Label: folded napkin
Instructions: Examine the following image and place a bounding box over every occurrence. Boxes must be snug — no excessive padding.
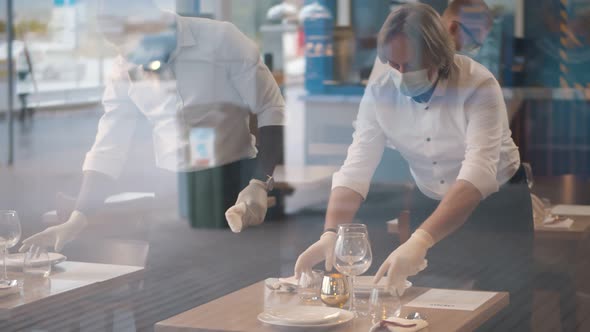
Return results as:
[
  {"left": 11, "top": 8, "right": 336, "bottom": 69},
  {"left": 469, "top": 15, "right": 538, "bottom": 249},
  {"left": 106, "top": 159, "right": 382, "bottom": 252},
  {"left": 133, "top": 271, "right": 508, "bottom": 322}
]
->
[
  {"left": 265, "top": 276, "right": 298, "bottom": 293},
  {"left": 369, "top": 317, "right": 428, "bottom": 332},
  {"left": 279, "top": 276, "right": 298, "bottom": 286},
  {"left": 543, "top": 215, "right": 574, "bottom": 229}
]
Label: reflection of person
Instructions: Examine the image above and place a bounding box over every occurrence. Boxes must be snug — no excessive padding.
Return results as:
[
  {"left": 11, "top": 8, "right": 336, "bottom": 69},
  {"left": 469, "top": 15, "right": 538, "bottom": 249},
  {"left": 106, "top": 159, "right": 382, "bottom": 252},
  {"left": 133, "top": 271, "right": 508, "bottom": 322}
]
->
[
  {"left": 20, "top": 0, "right": 285, "bottom": 253},
  {"left": 16, "top": 42, "right": 35, "bottom": 121},
  {"left": 369, "top": 0, "right": 492, "bottom": 82},
  {"left": 295, "top": 4, "right": 532, "bottom": 328}
]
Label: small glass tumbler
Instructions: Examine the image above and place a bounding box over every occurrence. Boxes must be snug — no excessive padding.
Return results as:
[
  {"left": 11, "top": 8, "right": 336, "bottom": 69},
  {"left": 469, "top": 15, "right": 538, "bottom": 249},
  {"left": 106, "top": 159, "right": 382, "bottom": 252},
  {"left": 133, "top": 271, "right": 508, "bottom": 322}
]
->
[
  {"left": 298, "top": 269, "right": 323, "bottom": 301},
  {"left": 24, "top": 248, "right": 51, "bottom": 278},
  {"left": 369, "top": 288, "right": 401, "bottom": 324},
  {"left": 320, "top": 272, "right": 350, "bottom": 308}
]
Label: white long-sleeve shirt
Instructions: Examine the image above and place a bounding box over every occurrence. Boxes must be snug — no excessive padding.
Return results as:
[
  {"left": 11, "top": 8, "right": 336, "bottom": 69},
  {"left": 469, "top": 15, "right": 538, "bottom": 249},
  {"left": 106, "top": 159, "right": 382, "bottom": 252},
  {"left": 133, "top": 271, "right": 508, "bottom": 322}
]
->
[
  {"left": 83, "top": 15, "right": 285, "bottom": 178},
  {"left": 332, "top": 54, "right": 520, "bottom": 200}
]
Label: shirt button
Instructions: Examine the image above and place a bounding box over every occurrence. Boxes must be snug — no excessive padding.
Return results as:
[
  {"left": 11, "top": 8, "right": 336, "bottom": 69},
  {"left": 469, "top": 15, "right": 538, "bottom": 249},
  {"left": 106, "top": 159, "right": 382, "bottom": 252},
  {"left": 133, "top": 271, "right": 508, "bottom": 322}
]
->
[
  {"left": 426, "top": 138, "right": 431, "bottom": 142},
  {"left": 433, "top": 161, "right": 437, "bottom": 165},
  {"left": 440, "top": 180, "right": 445, "bottom": 184},
  {"left": 425, "top": 106, "right": 430, "bottom": 110}
]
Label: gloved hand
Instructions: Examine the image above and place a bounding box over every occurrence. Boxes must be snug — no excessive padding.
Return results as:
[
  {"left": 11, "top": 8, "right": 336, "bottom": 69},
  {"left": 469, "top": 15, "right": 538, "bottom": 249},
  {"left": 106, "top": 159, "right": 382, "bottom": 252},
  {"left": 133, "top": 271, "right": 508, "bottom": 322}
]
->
[
  {"left": 225, "top": 179, "right": 268, "bottom": 233},
  {"left": 19, "top": 211, "right": 88, "bottom": 253},
  {"left": 294, "top": 231, "right": 337, "bottom": 279},
  {"left": 374, "top": 229, "right": 434, "bottom": 296}
]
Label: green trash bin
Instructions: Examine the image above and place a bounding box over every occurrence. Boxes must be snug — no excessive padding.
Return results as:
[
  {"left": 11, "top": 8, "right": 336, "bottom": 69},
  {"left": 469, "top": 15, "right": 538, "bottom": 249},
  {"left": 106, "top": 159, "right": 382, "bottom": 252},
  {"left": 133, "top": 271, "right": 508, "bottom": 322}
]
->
[{"left": 178, "top": 159, "right": 255, "bottom": 228}]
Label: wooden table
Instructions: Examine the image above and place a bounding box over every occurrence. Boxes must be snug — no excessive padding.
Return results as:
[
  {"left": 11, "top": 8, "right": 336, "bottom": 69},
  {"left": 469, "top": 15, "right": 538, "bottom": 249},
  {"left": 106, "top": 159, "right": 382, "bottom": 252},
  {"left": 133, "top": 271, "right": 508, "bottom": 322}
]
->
[
  {"left": 155, "top": 280, "right": 509, "bottom": 332},
  {"left": 0, "top": 261, "right": 144, "bottom": 322}
]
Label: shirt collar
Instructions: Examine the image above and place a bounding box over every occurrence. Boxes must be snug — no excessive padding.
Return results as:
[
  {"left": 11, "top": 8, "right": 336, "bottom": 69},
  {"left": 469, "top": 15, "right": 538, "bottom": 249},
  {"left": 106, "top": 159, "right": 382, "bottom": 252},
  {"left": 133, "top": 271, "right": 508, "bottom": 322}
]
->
[
  {"left": 174, "top": 14, "right": 197, "bottom": 48},
  {"left": 432, "top": 73, "right": 448, "bottom": 98}
]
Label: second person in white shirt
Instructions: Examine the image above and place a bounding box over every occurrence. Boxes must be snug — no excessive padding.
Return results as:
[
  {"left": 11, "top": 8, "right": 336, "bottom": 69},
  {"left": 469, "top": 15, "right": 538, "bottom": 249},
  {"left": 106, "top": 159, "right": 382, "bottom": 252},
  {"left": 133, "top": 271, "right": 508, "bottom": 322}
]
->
[{"left": 294, "top": 2, "right": 533, "bottom": 313}]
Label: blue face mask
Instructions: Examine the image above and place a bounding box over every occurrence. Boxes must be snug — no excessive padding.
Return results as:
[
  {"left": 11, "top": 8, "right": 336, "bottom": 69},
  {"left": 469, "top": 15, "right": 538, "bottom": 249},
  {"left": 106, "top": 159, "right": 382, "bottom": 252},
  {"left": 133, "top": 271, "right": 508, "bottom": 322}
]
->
[
  {"left": 391, "top": 68, "right": 436, "bottom": 97},
  {"left": 458, "top": 44, "right": 482, "bottom": 59}
]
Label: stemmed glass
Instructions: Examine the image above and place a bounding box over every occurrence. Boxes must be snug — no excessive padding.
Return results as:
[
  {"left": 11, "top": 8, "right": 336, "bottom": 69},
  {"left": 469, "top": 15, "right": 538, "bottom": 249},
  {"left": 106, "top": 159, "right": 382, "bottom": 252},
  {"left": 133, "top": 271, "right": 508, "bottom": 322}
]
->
[
  {"left": 0, "top": 211, "right": 22, "bottom": 288},
  {"left": 334, "top": 228, "right": 372, "bottom": 313}
]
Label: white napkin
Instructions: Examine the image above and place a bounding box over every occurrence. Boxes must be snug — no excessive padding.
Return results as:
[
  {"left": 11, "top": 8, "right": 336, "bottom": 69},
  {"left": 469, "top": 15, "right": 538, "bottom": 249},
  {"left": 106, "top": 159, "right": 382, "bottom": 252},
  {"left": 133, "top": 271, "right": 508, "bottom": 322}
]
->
[
  {"left": 265, "top": 276, "right": 298, "bottom": 293},
  {"left": 369, "top": 317, "right": 428, "bottom": 332},
  {"left": 543, "top": 216, "right": 574, "bottom": 229},
  {"left": 279, "top": 276, "right": 298, "bottom": 286}
]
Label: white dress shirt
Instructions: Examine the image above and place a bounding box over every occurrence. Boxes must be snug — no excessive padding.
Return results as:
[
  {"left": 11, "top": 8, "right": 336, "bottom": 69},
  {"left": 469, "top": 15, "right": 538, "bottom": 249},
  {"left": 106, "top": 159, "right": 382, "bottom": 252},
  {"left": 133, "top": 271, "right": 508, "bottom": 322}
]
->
[
  {"left": 332, "top": 54, "right": 520, "bottom": 200},
  {"left": 83, "top": 15, "right": 285, "bottom": 178}
]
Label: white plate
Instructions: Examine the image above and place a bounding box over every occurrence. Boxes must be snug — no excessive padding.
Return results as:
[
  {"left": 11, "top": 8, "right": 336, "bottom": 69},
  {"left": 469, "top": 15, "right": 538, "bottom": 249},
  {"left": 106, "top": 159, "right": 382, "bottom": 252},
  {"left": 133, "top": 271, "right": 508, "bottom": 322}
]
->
[
  {"left": 258, "top": 306, "right": 354, "bottom": 328},
  {"left": 5, "top": 252, "right": 67, "bottom": 268},
  {"left": 265, "top": 306, "right": 342, "bottom": 324}
]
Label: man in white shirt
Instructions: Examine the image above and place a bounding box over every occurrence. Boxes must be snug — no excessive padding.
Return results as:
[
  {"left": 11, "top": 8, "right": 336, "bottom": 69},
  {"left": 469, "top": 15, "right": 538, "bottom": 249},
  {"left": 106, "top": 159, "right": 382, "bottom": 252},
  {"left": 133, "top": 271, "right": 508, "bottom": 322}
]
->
[
  {"left": 20, "top": 0, "right": 285, "bottom": 253},
  {"left": 295, "top": 3, "right": 532, "bottom": 329}
]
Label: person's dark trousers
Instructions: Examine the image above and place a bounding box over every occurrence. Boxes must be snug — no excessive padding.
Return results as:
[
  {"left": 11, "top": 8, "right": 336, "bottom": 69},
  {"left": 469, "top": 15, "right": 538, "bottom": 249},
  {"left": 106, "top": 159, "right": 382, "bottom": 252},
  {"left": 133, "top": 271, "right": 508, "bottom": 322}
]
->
[
  {"left": 178, "top": 158, "right": 256, "bottom": 229},
  {"left": 18, "top": 93, "right": 29, "bottom": 121},
  {"left": 409, "top": 165, "right": 534, "bottom": 331},
  {"left": 17, "top": 70, "right": 32, "bottom": 121}
]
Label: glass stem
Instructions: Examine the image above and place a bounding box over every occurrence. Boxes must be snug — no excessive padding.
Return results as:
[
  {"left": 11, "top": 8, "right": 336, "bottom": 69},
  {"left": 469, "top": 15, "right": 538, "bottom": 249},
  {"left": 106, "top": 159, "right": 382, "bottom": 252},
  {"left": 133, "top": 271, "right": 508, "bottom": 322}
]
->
[{"left": 349, "top": 275, "right": 355, "bottom": 311}]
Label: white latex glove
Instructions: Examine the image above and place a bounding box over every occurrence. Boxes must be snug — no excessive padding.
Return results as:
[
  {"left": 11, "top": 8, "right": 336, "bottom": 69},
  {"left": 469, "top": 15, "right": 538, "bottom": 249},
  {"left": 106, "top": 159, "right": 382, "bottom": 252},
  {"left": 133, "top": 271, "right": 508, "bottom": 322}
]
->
[
  {"left": 225, "top": 179, "right": 268, "bottom": 233},
  {"left": 374, "top": 229, "right": 434, "bottom": 296},
  {"left": 294, "top": 231, "right": 337, "bottom": 279},
  {"left": 19, "top": 211, "right": 88, "bottom": 253}
]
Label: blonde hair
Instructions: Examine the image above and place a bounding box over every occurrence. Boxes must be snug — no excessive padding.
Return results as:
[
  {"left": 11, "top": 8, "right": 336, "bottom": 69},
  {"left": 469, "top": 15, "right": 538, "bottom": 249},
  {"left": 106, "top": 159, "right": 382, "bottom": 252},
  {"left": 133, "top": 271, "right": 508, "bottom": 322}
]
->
[{"left": 377, "top": 3, "right": 455, "bottom": 78}]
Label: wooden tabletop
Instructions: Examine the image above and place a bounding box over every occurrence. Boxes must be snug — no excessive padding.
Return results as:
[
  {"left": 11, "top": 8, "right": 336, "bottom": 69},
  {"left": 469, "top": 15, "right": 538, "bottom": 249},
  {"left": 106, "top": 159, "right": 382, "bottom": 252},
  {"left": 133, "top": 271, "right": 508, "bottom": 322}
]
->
[
  {"left": 0, "top": 261, "right": 144, "bottom": 320},
  {"left": 155, "top": 280, "right": 509, "bottom": 332}
]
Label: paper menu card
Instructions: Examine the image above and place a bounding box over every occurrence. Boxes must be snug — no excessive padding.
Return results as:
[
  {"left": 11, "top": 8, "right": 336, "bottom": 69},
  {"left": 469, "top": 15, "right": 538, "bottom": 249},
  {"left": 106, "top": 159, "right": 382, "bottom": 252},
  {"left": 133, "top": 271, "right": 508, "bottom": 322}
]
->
[{"left": 404, "top": 289, "right": 497, "bottom": 311}]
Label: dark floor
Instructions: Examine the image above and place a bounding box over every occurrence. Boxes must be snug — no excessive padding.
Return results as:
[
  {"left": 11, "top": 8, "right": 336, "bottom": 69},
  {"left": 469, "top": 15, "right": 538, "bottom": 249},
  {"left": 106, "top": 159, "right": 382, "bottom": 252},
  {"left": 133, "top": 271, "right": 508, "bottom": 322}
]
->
[{"left": 1, "top": 110, "right": 589, "bottom": 331}]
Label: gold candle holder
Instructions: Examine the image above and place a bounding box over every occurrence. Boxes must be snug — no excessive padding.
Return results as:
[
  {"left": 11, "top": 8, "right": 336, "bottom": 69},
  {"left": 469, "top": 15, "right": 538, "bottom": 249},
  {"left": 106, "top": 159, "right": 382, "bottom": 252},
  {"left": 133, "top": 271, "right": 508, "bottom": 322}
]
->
[{"left": 320, "top": 272, "right": 350, "bottom": 308}]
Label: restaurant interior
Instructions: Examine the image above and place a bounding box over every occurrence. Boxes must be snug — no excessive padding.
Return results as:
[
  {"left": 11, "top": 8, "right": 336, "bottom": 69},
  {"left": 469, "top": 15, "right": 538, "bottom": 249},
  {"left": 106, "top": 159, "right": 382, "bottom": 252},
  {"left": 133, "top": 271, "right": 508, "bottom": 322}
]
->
[{"left": 0, "top": 0, "right": 590, "bottom": 331}]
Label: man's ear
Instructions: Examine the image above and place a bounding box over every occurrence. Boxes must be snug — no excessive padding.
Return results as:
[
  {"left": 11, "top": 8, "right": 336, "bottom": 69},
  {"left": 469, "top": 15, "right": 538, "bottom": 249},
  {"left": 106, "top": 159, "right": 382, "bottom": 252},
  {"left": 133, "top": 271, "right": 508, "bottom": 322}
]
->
[{"left": 448, "top": 20, "right": 459, "bottom": 36}]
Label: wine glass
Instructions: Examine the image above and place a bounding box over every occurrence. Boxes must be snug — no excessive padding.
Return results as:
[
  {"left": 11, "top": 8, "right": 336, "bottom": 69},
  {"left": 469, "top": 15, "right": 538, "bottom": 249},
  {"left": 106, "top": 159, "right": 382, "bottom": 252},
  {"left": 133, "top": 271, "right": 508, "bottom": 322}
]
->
[
  {"left": 334, "top": 232, "right": 372, "bottom": 313},
  {"left": 0, "top": 211, "right": 22, "bottom": 288},
  {"left": 337, "top": 223, "right": 368, "bottom": 236},
  {"left": 338, "top": 224, "right": 370, "bottom": 306}
]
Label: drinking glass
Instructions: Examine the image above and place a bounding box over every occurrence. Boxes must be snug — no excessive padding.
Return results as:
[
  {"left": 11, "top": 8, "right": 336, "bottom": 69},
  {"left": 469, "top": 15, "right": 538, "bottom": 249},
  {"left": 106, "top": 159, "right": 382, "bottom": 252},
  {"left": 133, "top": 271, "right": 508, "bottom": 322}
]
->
[
  {"left": 369, "top": 288, "right": 401, "bottom": 324},
  {"left": 320, "top": 272, "right": 349, "bottom": 308},
  {"left": 337, "top": 223, "right": 368, "bottom": 236},
  {"left": 0, "top": 211, "right": 22, "bottom": 288},
  {"left": 24, "top": 247, "right": 51, "bottom": 278},
  {"left": 334, "top": 232, "right": 372, "bottom": 312},
  {"left": 337, "top": 223, "right": 371, "bottom": 309},
  {"left": 298, "top": 269, "right": 323, "bottom": 301}
]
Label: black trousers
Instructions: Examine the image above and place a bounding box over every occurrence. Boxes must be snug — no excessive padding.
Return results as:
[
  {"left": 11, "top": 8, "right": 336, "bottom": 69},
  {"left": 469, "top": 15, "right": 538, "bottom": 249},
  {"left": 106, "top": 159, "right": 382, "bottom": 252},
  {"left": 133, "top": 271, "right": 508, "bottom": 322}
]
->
[{"left": 409, "top": 166, "right": 534, "bottom": 331}]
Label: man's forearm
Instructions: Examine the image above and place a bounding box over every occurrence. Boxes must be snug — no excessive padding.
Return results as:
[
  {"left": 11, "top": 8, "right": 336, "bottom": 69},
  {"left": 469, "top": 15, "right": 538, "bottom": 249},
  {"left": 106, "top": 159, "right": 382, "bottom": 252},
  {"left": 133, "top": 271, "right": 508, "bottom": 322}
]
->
[
  {"left": 325, "top": 187, "right": 364, "bottom": 230},
  {"left": 419, "top": 180, "right": 483, "bottom": 243},
  {"left": 254, "top": 125, "right": 283, "bottom": 179},
  {"left": 74, "top": 171, "right": 115, "bottom": 216}
]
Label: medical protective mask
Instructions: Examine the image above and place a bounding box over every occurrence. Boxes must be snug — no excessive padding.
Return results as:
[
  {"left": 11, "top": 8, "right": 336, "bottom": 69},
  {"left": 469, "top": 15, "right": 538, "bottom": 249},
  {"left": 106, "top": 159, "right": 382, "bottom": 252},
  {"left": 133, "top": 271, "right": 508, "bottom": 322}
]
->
[
  {"left": 391, "top": 68, "right": 436, "bottom": 97},
  {"left": 459, "top": 44, "right": 482, "bottom": 59}
]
